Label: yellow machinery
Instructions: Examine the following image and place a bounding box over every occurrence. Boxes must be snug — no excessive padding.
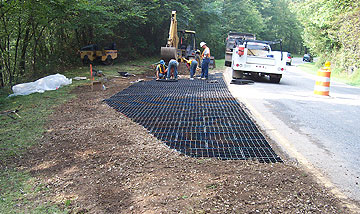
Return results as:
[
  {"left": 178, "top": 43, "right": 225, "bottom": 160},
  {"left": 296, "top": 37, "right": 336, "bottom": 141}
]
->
[
  {"left": 161, "top": 11, "right": 179, "bottom": 61},
  {"left": 79, "top": 44, "right": 117, "bottom": 65},
  {"left": 161, "top": 11, "right": 200, "bottom": 63},
  {"left": 161, "top": 11, "right": 215, "bottom": 68}
]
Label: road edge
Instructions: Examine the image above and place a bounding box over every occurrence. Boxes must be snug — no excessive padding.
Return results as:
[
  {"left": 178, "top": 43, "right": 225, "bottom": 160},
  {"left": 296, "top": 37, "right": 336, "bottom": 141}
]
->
[{"left": 222, "top": 69, "right": 360, "bottom": 213}]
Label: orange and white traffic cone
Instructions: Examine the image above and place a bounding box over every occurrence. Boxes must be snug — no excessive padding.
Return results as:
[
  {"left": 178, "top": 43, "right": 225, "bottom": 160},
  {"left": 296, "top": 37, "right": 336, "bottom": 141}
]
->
[{"left": 314, "top": 61, "right": 331, "bottom": 96}]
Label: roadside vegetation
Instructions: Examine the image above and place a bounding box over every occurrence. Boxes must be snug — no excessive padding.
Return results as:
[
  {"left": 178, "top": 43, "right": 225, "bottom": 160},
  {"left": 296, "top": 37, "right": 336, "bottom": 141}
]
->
[
  {"left": 294, "top": 0, "right": 360, "bottom": 84},
  {"left": 1, "top": 1, "right": 359, "bottom": 87}
]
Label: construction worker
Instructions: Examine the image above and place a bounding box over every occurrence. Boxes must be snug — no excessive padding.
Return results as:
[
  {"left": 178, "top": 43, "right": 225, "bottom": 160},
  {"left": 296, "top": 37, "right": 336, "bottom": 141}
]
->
[
  {"left": 156, "top": 60, "right": 167, "bottom": 80},
  {"left": 200, "top": 42, "right": 210, "bottom": 80},
  {"left": 183, "top": 58, "right": 198, "bottom": 80},
  {"left": 166, "top": 59, "right": 179, "bottom": 80}
]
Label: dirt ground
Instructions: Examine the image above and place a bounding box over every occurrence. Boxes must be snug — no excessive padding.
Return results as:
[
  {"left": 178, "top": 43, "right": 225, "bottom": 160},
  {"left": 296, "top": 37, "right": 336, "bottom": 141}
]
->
[{"left": 16, "top": 68, "right": 354, "bottom": 213}]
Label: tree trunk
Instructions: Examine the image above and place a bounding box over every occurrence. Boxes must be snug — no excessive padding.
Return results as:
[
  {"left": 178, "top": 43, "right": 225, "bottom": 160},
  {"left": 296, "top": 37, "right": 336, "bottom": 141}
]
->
[
  {"left": 0, "top": 65, "right": 4, "bottom": 87},
  {"left": 13, "top": 18, "right": 23, "bottom": 83},
  {"left": 32, "top": 39, "right": 38, "bottom": 76},
  {"left": 32, "top": 25, "right": 47, "bottom": 77},
  {"left": 20, "top": 27, "right": 30, "bottom": 75}
]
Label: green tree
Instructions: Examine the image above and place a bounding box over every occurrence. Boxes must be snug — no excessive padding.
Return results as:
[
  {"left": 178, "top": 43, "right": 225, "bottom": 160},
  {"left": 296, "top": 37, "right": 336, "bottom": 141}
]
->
[
  {"left": 295, "top": 0, "right": 360, "bottom": 71},
  {"left": 0, "top": 0, "right": 306, "bottom": 86}
]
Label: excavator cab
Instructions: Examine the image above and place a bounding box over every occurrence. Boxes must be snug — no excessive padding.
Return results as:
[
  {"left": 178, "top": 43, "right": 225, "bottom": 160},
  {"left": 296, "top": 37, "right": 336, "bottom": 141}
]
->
[{"left": 178, "top": 30, "right": 198, "bottom": 60}]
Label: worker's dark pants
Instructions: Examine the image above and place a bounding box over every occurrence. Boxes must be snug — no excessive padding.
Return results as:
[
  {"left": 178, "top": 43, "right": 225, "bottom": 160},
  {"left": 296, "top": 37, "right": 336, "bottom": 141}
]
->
[
  {"left": 190, "top": 61, "right": 198, "bottom": 78},
  {"left": 201, "top": 58, "right": 210, "bottom": 79},
  {"left": 159, "top": 73, "right": 166, "bottom": 78}
]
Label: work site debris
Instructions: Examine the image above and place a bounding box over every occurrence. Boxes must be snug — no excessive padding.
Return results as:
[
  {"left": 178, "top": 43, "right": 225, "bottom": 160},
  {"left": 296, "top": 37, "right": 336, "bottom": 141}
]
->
[
  {"left": 130, "top": 79, "right": 144, "bottom": 84},
  {"left": 230, "top": 79, "right": 254, "bottom": 85},
  {"left": 0, "top": 105, "right": 22, "bottom": 119},
  {"left": 118, "top": 71, "right": 135, "bottom": 77},
  {"left": 73, "top": 77, "right": 87, "bottom": 80},
  {"left": 92, "top": 69, "right": 104, "bottom": 77}
]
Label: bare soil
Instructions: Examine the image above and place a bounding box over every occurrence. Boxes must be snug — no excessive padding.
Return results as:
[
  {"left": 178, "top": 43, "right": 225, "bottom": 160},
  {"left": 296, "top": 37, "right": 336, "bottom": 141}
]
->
[{"left": 17, "top": 70, "right": 353, "bottom": 213}]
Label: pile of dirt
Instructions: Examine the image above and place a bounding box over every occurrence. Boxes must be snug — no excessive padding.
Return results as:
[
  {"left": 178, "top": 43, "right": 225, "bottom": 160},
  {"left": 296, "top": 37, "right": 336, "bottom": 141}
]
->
[{"left": 17, "top": 74, "right": 352, "bottom": 213}]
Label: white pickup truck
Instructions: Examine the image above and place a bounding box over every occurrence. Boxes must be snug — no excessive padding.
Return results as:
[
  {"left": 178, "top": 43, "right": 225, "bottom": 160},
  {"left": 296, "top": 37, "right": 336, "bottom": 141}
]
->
[{"left": 230, "top": 40, "right": 286, "bottom": 83}]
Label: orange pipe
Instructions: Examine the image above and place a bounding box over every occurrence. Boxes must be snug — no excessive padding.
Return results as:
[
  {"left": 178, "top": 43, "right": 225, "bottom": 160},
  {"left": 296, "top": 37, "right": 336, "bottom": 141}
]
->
[{"left": 90, "top": 64, "right": 94, "bottom": 81}]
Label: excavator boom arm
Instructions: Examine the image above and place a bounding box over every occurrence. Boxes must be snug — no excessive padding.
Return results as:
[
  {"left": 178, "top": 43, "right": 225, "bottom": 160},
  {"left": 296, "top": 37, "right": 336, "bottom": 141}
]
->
[{"left": 167, "top": 11, "right": 179, "bottom": 49}]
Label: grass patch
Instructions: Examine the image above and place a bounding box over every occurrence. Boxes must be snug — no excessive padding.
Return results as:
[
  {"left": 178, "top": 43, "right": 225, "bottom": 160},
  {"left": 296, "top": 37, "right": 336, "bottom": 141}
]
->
[
  {"left": 214, "top": 59, "right": 225, "bottom": 70},
  {"left": 0, "top": 85, "right": 77, "bottom": 162},
  {"left": 297, "top": 63, "right": 360, "bottom": 86},
  {"left": 297, "top": 62, "right": 318, "bottom": 75},
  {"left": 0, "top": 169, "right": 68, "bottom": 213},
  {"left": 292, "top": 54, "right": 304, "bottom": 58},
  {"left": 0, "top": 57, "right": 157, "bottom": 213},
  {"left": 84, "top": 57, "right": 159, "bottom": 77},
  {"left": 206, "top": 183, "right": 218, "bottom": 189}
]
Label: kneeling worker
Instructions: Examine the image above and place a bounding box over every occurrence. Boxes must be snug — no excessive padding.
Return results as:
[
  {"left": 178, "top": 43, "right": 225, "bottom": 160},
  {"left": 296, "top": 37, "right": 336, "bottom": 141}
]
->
[
  {"left": 183, "top": 58, "right": 198, "bottom": 80},
  {"left": 156, "top": 60, "right": 167, "bottom": 80},
  {"left": 166, "top": 59, "right": 179, "bottom": 80}
]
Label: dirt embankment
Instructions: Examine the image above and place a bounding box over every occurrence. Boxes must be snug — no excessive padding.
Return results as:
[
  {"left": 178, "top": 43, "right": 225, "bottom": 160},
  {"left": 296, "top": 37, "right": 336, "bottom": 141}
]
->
[{"left": 18, "top": 74, "right": 351, "bottom": 213}]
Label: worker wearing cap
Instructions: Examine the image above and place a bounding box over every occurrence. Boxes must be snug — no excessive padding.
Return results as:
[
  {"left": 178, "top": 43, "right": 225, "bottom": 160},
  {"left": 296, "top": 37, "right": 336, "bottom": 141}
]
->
[
  {"left": 200, "top": 42, "right": 210, "bottom": 80},
  {"left": 166, "top": 59, "right": 179, "bottom": 80},
  {"left": 156, "top": 60, "right": 167, "bottom": 80},
  {"left": 183, "top": 58, "right": 198, "bottom": 80}
]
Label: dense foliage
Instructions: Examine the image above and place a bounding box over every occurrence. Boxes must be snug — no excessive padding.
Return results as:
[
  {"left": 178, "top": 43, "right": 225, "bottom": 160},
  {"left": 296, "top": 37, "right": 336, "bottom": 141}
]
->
[
  {"left": 295, "top": 0, "right": 360, "bottom": 73},
  {"left": 1, "top": 0, "right": 302, "bottom": 86}
]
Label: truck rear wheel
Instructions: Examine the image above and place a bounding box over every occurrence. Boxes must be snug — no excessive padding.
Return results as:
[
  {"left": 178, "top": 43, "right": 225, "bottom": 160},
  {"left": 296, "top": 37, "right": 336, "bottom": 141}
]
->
[
  {"left": 225, "top": 61, "right": 232, "bottom": 67},
  {"left": 232, "top": 70, "right": 244, "bottom": 79},
  {"left": 270, "top": 75, "right": 281, "bottom": 83}
]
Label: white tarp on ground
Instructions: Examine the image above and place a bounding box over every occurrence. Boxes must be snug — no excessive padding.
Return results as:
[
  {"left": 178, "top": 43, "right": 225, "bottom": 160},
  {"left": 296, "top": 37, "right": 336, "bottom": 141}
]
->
[{"left": 10, "top": 74, "right": 72, "bottom": 96}]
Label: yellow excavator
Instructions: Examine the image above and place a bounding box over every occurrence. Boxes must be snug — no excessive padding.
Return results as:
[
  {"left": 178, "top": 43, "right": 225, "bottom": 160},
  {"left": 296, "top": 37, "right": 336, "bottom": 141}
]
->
[
  {"left": 161, "top": 11, "right": 201, "bottom": 65},
  {"left": 161, "top": 11, "right": 179, "bottom": 61},
  {"left": 161, "top": 11, "right": 215, "bottom": 68}
]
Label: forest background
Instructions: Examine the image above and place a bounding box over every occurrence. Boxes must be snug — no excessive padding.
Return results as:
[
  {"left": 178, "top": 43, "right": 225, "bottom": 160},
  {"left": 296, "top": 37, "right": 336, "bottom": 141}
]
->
[{"left": 0, "top": 0, "right": 359, "bottom": 86}]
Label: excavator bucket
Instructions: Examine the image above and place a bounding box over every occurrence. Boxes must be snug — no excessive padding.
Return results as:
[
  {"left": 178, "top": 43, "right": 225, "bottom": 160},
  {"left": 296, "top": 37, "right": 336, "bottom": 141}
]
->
[{"left": 161, "top": 47, "right": 177, "bottom": 62}]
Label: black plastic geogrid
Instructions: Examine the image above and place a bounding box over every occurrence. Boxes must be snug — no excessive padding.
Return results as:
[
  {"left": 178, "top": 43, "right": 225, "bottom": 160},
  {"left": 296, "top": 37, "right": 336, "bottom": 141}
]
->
[{"left": 105, "top": 74, "right": 282, "bottom": 163}]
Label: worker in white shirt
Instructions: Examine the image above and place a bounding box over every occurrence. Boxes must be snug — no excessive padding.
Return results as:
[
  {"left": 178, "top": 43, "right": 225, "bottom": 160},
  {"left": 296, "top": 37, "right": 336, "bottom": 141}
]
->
[{"left": 200, "top": 42, "right": 210, "bottom": 80}]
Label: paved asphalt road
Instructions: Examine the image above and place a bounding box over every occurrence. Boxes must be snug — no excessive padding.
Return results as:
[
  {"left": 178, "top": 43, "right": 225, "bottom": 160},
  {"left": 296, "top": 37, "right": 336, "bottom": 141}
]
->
[{"left": 224, "top": 58, "right": 360, "bottom": 202}]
